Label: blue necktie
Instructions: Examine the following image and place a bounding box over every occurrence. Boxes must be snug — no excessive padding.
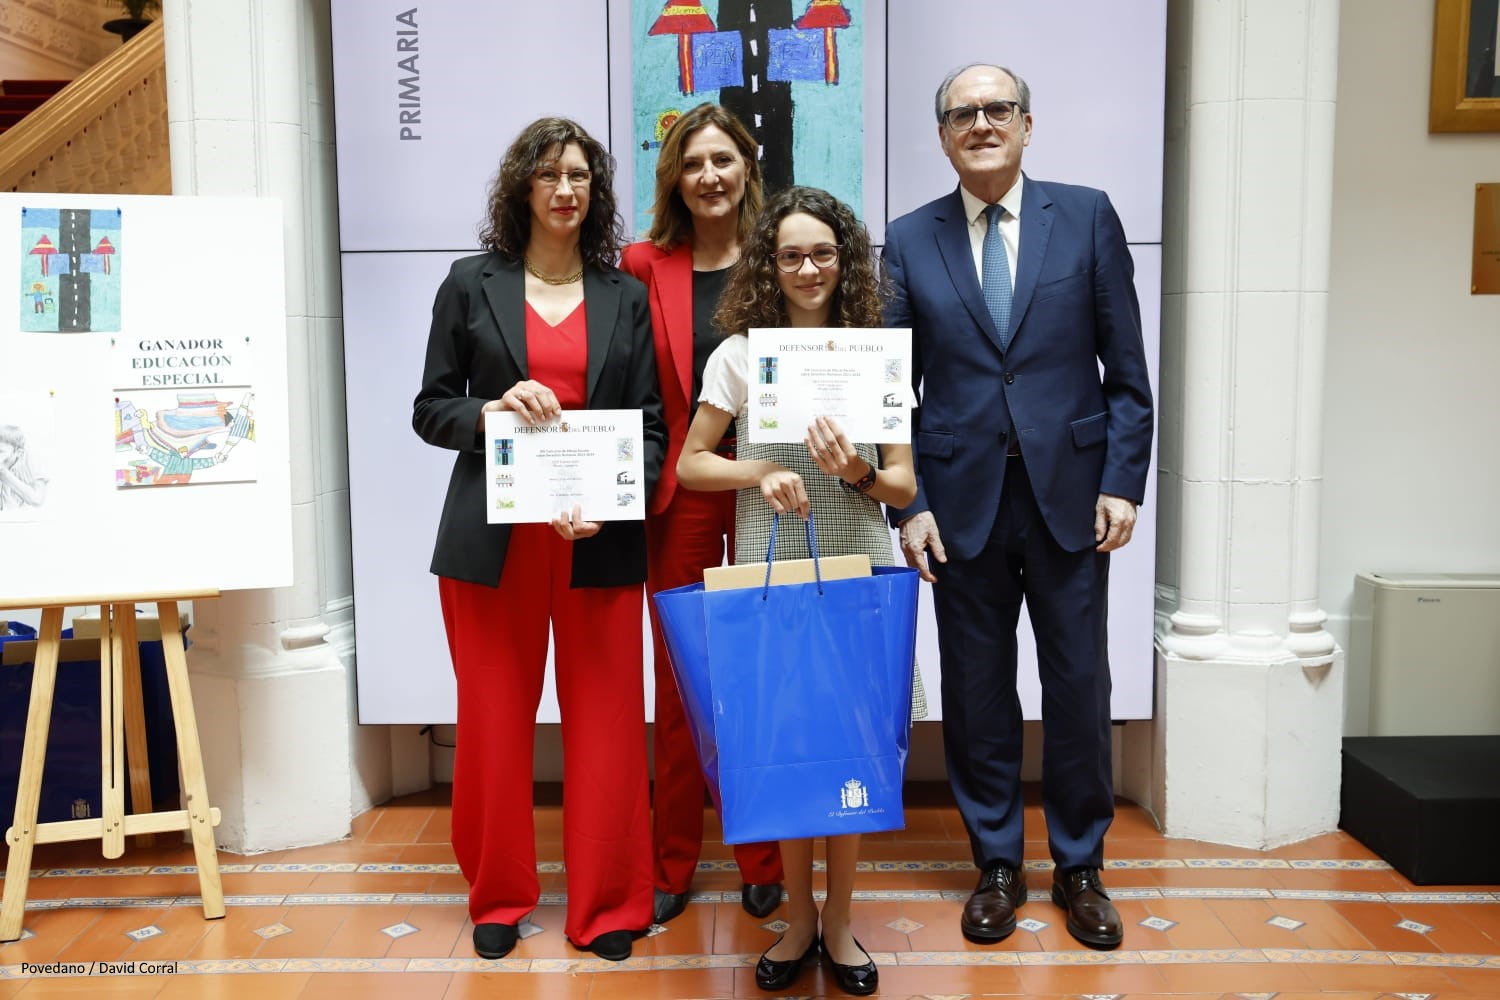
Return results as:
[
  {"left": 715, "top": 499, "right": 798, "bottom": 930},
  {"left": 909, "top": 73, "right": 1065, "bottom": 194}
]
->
[{"left": 982, "top": 203, "right": 1013, "bottom": 350}]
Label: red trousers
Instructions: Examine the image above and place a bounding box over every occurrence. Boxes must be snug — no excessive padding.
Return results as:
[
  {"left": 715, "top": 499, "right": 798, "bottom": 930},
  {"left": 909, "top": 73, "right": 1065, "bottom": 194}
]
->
[
  {"left": 439, "top": 524, "right": 652, "bottom": 944},
  {"left": 646, "top": 488, "right": 782, "bottom": 892}
]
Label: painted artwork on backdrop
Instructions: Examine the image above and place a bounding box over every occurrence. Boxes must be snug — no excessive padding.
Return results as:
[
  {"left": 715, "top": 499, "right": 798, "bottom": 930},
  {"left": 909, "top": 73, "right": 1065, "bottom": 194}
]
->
[
  {"left": 0, "top": 392, "right": 55, "bottom": 521},
  {"left": 631, "top": 0, "right": 863, "bottom": 235},
  {"left": 19, "top": 207, "right": 122, "bottom": 333}
]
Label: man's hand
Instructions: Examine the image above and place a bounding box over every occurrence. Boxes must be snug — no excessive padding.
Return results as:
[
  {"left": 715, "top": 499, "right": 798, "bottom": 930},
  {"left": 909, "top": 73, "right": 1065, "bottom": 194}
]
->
[
  {"left": 899, "top": 511, "right": 946, "bottom": 583},
  {"left": 1094, "top": 493, "right": 1138, "bottom": 552}
]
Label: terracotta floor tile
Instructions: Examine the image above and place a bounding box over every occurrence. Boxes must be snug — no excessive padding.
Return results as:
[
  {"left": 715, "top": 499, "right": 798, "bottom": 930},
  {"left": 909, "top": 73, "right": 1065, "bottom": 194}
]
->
[
  {"left": 11, "top": 974, "right": 163, "bottom": 996},
  {"left": 636, "top": 906, "right": 716, "bottom": 959},
  {"left": 583, "top": 967, "right": 737, "bottom": 999},
  {"left": 440, "top": 970, "right": 593, "bottom": 999},
  {"left": 1141, "top": 898, "right": 1238, "bottom": 950},
  {"left": 1437, "top": 966, "right": 1500, "bottom": 994},
  {"left": 1153, "top": 956, "right": 1320, "bottom": 993},
  {"left": 1271, "top": 898, "right": 1378, "bottom": 951},
  {"left": 252, "top": 906, "right": 346, "bottom": 960},
  {"left": 1205, "top": 897, "right": 1309, "bottom": 948},
  {"left": 295, "top": 972, "right": 451, "bottom": 999},
  {"left": 156, "top": 973, "right": 313, "bottom": 999},
  {"left": 315, "top": 904, "right": 409, "bottom": 959},
  {"left": 1298, "top": 959, "right": 1458, "bottom": 992},
  {"left": 184, "top": 906, "right": 284, "bottom": 961},
  {"left": 117, "top": 905, "right": 218, "bottom": 962},
  {"left": 1271, "top": 866, "right": 1409, "bottom": 893},
  {"left": 0, "top": 908, "right": 101, "bottom": 966},
  {"left": 303, "top": 872, "right": 436, "bottom": 894},
  {"left": 384, "top": 906, "right": 465, "bottom": 961},
  {"left": 854, "top": 960, "right": 1026, "bottom": 996},
  {"left": 1014, "top": 958, "right": 1171, "bottom": 995},
  {"left": 1389, "top": 901, "right": 1500, "bottom": 954},
  {"left": 393, "top": 844, "right": 457, "bottom": 866},
  {"left": 52, "top": 908, "right": 170, "bottom": 966},
  {"left": 218, "top": 872, "right": 317, "bottom": 896},
  {"left": 1326, "top": 901, "right": 1444, "bottom": 953}
]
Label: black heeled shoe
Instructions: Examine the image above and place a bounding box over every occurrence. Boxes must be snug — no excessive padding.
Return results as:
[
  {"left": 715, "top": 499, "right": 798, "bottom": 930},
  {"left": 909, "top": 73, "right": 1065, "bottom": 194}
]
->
[
  {"left": 754, "top": 935, "right": 819, "bottom": 991},
  {"left": 820, "top": 934, "right": 878, "bottom": 996},
  {"left": 653, "top": 888, "right": 690, "bottom": 925}
]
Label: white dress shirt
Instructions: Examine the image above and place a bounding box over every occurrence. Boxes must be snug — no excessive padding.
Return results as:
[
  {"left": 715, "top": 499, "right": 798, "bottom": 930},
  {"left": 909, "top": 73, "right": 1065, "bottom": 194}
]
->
[{"left": 959, "top": 175, "right": 1023, "bottom": 294}]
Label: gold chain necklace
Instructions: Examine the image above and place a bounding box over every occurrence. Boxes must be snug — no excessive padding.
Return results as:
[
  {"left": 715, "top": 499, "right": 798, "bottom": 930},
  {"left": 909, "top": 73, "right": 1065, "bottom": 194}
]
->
[{"left": 523, "top": 255, "right": 583, "bottom": 286}]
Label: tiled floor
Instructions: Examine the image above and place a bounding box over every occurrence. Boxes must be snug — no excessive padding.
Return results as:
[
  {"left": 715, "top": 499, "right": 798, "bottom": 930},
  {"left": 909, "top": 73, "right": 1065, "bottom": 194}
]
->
[{"left": 1, "top": 783, "right": 1497, "bottom": 998}]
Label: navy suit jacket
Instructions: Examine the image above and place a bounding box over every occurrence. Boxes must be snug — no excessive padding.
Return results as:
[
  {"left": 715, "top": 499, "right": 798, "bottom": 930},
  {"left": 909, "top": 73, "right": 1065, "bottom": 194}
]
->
[
  {"left": 412, "top": 252, "right": 666, "bottom": 588},
  {"left": 883, "top": 177, "right": 1153, "bottom": 558}
]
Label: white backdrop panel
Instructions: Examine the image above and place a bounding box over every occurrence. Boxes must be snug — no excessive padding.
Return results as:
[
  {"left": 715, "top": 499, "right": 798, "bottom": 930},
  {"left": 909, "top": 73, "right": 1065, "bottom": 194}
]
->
[
  {"left": 335, "top": 2, "right": 1164, "bottom": 724},
  {"left": 884, "top": 0, "right": 1166, "bottom": 244},
  {"left": 0, "top": 194, "right": 291, "bottom": 599},
  {"left": 329, "top": 1, "right": 613, "bottom": 252}
]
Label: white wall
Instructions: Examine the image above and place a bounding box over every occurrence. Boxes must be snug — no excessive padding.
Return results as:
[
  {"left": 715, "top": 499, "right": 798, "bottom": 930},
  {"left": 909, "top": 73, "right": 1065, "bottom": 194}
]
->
[{"left": 1322, "top": 5, "right": 1500, "bottom": 652}]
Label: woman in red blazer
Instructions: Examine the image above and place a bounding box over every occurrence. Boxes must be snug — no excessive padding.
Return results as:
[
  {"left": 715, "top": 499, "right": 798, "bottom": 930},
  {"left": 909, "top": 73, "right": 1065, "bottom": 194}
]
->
[
  {"left": 414, "top": 118, "right": 665, "bottom": 963},
  {"left": 619, "top": 103, "right": 783, "bottom": 926}
]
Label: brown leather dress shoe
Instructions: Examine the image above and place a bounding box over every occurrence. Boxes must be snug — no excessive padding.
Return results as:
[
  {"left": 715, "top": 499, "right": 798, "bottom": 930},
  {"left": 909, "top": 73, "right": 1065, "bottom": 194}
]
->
[
  {"left": 960, "top": 863, "right": 1027, "bottom": 942},
  {"left": 1051, "top": 866, "right": 1123, "bottom": 949}
]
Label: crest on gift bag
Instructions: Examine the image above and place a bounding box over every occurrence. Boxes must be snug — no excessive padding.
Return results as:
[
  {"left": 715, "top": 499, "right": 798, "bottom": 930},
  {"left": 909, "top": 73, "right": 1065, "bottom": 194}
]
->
[{"left": 840, "top": 778, "right": 868, "bottom": 809}]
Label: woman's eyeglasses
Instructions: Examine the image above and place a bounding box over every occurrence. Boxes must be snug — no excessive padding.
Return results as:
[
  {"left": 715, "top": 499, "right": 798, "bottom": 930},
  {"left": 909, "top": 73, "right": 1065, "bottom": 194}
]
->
[
  {"left": 769, "top": 245, "right": 842, "bottom": 272},
  {"left": 533, "top": 168, "right": 592, "bottom": 188}
]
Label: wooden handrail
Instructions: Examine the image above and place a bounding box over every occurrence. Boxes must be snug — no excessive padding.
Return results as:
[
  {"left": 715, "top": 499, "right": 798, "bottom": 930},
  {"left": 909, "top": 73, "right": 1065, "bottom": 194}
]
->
[{"left": 0, "top": 21, "right": 169, "bottom": 193}]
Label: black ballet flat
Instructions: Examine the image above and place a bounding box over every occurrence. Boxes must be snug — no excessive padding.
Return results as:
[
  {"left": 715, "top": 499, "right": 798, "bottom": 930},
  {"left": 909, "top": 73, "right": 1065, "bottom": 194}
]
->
[
  {"left": 472, "top": 922, "right": 518, "bottom": 959},
  {"left": 754, "top": 935, "right": 819, "bottom": 991},
  {"left": 820, "top": 934, "right": 878, "bottom": 995}
]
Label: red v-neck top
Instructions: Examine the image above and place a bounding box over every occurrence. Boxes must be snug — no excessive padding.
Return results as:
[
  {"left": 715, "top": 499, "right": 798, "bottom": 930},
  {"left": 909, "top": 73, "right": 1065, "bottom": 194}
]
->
[{"left": 524, "top": 300, "right": 588, "bottom": 409}]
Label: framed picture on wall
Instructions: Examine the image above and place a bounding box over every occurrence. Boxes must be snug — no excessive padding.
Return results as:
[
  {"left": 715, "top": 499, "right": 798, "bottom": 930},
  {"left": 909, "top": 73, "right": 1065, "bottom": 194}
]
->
[{"left": 1430, "top": 0, "right": 1500, "bottom": 131}]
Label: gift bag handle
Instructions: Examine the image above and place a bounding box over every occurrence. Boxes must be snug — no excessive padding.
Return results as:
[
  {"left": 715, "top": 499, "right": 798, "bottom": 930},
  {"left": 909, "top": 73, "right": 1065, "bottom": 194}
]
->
[{"left": 763, "top": 511, "right": 823, "bottom": 599}]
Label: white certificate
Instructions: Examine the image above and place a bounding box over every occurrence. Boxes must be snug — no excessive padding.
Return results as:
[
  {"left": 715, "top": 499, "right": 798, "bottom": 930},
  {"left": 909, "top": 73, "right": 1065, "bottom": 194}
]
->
[
  {"left": 483, "top": 409, "right": 645, "bottom": 524},
  {"left": 746, "top": 328, "right": 914, "bottom": 443}
]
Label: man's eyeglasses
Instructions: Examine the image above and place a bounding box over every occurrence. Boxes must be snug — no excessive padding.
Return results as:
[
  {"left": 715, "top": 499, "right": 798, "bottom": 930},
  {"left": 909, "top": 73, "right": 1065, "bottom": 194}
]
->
[
  {"left": 769, "top": 245, "right": 842, "bottom": 272},
  {"left": 941, "top": 100, "right": 1023, "bottom": 132},
  {"left": 534, "top": 167, "right": 592, "bottom": 188}
]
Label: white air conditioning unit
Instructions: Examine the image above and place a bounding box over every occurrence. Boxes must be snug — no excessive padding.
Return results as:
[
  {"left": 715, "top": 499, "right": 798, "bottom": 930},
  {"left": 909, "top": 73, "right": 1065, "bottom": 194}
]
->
[{"left": 1348, "top": 572, "right": 1500, "bottom": 737}]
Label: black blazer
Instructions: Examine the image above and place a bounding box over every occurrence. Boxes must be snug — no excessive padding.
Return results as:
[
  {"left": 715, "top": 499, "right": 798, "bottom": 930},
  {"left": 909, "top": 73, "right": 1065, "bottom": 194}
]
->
[{"left": 413, "top": 252, "right": 666, "bottom": 588}]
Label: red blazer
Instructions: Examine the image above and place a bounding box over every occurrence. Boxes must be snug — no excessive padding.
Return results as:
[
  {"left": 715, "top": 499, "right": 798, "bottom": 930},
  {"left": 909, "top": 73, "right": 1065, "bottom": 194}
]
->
[{"left": 619, "top": 240, "right": 696, "bottom": 515}]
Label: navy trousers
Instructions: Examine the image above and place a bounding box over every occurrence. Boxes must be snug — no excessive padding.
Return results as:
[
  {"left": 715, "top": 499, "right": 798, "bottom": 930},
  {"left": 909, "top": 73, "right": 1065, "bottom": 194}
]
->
[{"left": 931, "top": 454, "right": 1114, "bottom": 871}]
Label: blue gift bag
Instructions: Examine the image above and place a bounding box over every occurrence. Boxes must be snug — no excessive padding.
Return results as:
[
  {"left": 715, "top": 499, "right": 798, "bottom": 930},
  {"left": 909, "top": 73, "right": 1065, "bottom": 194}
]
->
[{"left": 653, "top": 514, "right": 919, "bottom": 843}]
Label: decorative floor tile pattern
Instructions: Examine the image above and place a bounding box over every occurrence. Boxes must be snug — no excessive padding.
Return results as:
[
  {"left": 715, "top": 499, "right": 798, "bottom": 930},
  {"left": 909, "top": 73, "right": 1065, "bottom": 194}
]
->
[
  {"left": 1, "top": 785, "right": 1498, "bottom": 996},
  {"left": 1396, "top": 918, "right": 1435, "bottom": 933},
  {"left": 378, "top": 921, "right": 418, "bottom": 939}
]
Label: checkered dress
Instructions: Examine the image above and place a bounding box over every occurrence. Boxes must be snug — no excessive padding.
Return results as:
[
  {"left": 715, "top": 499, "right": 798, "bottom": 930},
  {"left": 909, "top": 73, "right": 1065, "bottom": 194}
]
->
[{"left": 732, "top": 410, "right": 928, "bottom": 720}]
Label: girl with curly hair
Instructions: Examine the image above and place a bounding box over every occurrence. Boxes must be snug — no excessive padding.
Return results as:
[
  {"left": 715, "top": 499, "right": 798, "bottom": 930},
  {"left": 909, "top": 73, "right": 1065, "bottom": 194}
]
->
[
  {"left": 677, "top": 186, "right": 920, "bottom": 995},
  {"left": 413, "top": 117, "right": 664, "bottom": 964}
]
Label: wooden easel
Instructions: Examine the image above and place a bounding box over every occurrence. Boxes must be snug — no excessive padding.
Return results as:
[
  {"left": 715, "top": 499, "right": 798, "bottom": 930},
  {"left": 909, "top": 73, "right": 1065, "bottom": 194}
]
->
[{"left": 0, "top": 591, "right": 224, "bottom": 942}]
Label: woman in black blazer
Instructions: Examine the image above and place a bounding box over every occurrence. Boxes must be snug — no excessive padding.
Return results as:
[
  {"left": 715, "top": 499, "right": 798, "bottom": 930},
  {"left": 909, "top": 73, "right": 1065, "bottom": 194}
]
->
[{"left": 412, "top": 117, "right": 665, "bottom": 964}]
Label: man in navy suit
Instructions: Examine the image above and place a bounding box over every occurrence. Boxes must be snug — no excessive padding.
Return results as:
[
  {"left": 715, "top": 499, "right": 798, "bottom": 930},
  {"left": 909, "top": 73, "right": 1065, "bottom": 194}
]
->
[{"left": 883, "top": 63, "right": 1154, "bottom": 950}]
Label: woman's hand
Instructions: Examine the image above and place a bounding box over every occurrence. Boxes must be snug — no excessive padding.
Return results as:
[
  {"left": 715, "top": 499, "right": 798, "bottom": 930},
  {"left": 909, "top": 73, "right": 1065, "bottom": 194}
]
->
[
  {"left": 759, "top": 467, "right": 809, "bottom": 519},
  {"left": 551, "top": 505, "right": 601, "bottom": 541},
  {"left": 805, "top": 416, "right": 866, "bottom": 485},
  {"left": 487, "top": 380, "right": 561, "bottom": 426}
]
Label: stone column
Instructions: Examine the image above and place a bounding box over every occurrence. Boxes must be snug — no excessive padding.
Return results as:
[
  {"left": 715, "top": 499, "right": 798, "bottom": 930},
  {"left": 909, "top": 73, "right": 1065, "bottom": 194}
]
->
[
  {"left": 1139, "top": 0, "right": 1344, "bottom": 848},
  {"left": 162, "top": 0, "right": 412, "bottom": 850}
]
